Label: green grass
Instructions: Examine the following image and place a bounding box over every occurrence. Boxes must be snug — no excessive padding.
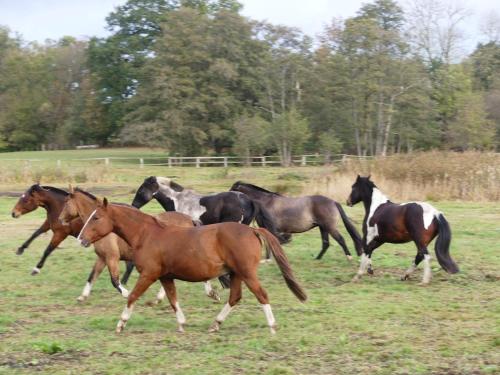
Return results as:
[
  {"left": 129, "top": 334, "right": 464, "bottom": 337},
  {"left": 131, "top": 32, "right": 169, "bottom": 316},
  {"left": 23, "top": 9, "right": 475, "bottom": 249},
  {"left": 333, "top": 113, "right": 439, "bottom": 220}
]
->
[{"left": 0, "top": 168, "right": 499, "bottom": 374}]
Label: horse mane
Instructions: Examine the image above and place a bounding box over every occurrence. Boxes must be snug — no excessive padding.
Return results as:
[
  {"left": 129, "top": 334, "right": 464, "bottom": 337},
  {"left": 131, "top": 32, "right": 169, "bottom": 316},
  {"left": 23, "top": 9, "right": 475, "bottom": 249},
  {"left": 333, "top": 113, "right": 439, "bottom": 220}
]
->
[
  {"left": 75, "top": 187, "right": 97, "bottom": 200},
  {"left": 28, "top": 185, "right": 69, "bottom": 196},
  {"left": 111, "top": 202, "right": 166, "bottom": 228},
  {"left": 156, "top": 176, "right": 184, "bottom": 192},
  {"left": 233, "top": 181, "right": 282, "bottom": 196}
]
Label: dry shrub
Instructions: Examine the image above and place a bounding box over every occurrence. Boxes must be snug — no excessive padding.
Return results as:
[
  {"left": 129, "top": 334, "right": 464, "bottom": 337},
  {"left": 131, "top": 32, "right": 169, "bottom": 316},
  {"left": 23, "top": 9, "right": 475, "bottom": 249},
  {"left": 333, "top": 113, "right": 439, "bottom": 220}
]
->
[{"left": 308, "top": 151, "right": 500, "bottom": 202}]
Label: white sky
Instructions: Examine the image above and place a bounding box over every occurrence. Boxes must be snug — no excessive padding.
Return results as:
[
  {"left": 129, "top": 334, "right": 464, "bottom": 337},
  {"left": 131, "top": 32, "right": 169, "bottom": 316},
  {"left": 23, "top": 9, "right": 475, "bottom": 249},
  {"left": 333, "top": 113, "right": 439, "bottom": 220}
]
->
[{"left": 0, "top": 0, "right": 498, "bottom": 51}]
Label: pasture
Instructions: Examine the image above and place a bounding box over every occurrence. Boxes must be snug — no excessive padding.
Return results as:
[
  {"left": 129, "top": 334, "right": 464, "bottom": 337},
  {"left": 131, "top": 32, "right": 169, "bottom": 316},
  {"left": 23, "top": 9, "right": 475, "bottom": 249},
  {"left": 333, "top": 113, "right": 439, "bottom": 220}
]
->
[{"left": 0, "top": 162, "right": 499, "bottom": 374}]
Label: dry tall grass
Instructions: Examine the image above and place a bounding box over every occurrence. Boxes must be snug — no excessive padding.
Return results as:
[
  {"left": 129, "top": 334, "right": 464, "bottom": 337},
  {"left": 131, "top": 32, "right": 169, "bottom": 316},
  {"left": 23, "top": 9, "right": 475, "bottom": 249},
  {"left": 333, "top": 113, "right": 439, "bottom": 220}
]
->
[{"left": 307, "top": 151, "right": 500, "bottom": 202}]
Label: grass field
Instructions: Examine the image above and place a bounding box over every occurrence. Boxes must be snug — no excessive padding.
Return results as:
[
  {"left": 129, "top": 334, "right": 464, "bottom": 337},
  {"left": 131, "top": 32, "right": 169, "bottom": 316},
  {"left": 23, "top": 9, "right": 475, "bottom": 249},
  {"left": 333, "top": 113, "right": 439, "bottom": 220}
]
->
[{"left": 0, "top": 164, "right": 499, "bottom": 375}]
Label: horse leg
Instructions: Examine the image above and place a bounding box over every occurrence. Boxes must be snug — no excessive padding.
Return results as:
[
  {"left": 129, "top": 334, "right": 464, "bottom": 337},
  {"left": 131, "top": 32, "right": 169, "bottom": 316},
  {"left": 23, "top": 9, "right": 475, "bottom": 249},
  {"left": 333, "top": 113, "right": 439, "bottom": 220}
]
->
[
  {"left": 242, "top": 275, "right": 276, "bottom": 334},
  {"left": 204, "top": 281, "right": 221, "bottom": 302},
  {"left": 77, "top": 256, "right": 106, "bottom": 302},
  {"left": 106, "top": 255, "right": 129, "bottom": 298},
  {"left": 329, "top": 228, "right": 353, "bottom": 261},
  {"left": 352, "top": 241, "right": 380, "bottom": 282},
  {"left": 314, "top": 226, "right": 330, "bottom": 260},
  {"left": 401, "top": 253, "right": 424, "bottom": 281},
  {"left": 159, "top": 278, "right": 186, "bottom": 332},
  {"left": 31, "top": 232, "right": 66, "bottom": 275},
  {"left": 209, "top": 275, "right": 242, "bottom": 333},
  {"left": 17, "top": 220, "right": 50, "bottom": 255},
  {"left": 417, "top": 245, "right": 432, "bottom": 285},
  {"left": 154, "top": 286, "right": 166, "bottom": 305},
  {"left": 116, "top": 274, "right": 156, "bottom": 333},
  {"left": 120, "top": 261, "right": 135, "bottom": 285}
]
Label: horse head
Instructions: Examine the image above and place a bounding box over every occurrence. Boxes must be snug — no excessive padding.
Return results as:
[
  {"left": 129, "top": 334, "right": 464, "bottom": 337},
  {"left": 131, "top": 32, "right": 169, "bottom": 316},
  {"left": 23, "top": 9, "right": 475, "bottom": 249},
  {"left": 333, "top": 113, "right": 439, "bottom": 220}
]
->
[
  {"left": 78, "top": 197, "right": 113, "bottom": 248},
  {"left": 132, "top": 176, "right": 159, "bottom": 208},
  {"left": 11, "top": 184, "right": 46, "bottom": 218},
  {"left": 347, "top": 175, "right": 375, "bottom": 207}
]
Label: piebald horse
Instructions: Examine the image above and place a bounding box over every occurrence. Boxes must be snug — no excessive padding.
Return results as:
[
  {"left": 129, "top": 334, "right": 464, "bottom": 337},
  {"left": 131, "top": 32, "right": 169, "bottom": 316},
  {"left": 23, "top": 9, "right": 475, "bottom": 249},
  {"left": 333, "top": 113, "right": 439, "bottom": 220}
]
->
[
  {"left": 58, "top": 187, "right": 223, "bottom": 302},
  {"left": 78, "top": 198, "right": 307, "bottom": 334},
  {"left": 347, "top": 175, "right": 459, "bottom": 284},
  {"left": 230, "top": 182, "right": 363, "bottom": 260}
]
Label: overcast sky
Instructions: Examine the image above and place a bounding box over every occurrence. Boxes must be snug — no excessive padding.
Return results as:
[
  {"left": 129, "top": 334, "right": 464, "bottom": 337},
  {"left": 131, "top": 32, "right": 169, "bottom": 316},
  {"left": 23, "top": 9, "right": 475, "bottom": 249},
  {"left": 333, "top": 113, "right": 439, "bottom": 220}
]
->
[{"left": 0, "top": 0, "right": 498, "bottom": 51}]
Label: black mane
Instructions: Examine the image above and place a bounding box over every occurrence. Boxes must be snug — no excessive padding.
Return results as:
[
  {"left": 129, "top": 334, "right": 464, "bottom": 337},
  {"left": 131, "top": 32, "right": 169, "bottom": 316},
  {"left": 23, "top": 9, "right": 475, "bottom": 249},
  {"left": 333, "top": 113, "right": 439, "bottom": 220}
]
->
[
  {"left": 75, "top": 187, "right": 97, "bottom": 200},
  {"left": 28, "top": 185, "right": 69, "bottom": 196},
  {"left": 232, "top": 181, "right": 281, "bottom": 196}
]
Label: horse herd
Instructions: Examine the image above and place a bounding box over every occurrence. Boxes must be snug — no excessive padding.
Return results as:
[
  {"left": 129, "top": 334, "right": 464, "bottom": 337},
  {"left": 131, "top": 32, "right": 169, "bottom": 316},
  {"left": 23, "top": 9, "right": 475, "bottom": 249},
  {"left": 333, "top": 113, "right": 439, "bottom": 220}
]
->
[{"left": 10, "top": 175, "right": 459, "bottom": 334}]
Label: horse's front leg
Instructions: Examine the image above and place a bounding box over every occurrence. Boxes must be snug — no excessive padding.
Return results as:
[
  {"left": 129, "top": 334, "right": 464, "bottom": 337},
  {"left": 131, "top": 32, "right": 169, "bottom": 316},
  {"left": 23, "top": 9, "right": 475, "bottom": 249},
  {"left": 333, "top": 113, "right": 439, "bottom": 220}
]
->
[
  {"left": 31, "top": 231, "right": 66, "bottom": 275},
  {"left": 352, "top": 240, "right": 380, "bottom": 282},
  {"left": 77, "top": 256, "right": 106, "bottom": 302},
  {"left": 17, "top": 220, "right": 50, "bottom": 255}
]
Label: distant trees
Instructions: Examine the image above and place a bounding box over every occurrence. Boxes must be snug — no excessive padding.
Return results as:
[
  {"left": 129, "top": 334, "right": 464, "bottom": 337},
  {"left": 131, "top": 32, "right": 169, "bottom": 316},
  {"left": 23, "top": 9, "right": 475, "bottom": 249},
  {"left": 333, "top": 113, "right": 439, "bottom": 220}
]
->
[{"left": 0, "top": 0, "right": 499, "bottom": 158}]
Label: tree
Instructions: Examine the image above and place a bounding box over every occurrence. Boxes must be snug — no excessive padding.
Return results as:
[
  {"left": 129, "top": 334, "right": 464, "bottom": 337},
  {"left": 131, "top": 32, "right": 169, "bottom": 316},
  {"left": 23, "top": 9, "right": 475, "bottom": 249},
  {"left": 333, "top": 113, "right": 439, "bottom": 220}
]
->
[{"left": 271, "top": 108, "right": 310, "bottom": 166}]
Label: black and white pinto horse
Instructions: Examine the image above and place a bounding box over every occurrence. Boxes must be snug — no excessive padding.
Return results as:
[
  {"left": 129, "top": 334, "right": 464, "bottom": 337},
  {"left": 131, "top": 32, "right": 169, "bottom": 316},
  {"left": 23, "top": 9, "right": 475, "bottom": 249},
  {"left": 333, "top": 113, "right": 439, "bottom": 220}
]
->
[
  {"left": 230, "top": 181, "right": 363, "bottom": 260},
  {"left": 347, "top": 175, "right": 459, "bottom": 284}
]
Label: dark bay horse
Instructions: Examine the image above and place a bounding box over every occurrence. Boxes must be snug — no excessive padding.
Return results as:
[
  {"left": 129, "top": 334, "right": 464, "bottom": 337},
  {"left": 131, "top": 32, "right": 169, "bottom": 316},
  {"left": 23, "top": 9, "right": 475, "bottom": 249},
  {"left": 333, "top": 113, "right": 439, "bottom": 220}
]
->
[
  {"left": 230, "top": 182, "right": 363, "bottom": 260},
  {"left": 78, "top": 198, "right": 307, "bottom": 334},
  {"left": 11, "top": 184, "right": 83, "bottom": 275},
  {"left": 57, "top": 187, "right": 212, "bottom": 302},
  {"left": 347, "top": 175, "right": 459, "bottom": 284},
  {"left": 132, "top": 176, "right": 286, "bottom": 243}
]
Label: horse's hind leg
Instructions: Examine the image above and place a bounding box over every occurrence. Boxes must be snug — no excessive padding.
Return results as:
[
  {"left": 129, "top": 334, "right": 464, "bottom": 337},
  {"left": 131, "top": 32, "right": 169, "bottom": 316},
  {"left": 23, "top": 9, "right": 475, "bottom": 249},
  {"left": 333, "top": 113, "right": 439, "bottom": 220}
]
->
[
  {"left": 209, "top": 275, "right": 242, "bottom": 333},
  {"left": 204, "top": 281, "right": 221, "bottom": 302},
  {"left": 242, "top": 275, "right": 276, "bottom": 334},
  {"left": 329, "top": 228, "right": 353, "bottom": 261},
  {"left": 159, "top": 278, "right": 186, "bottom": 332},
  {"left": 116, "top": 274, "right": 156, "bottom": 333},
  {"left": 77, "top": 257, "right": 106, "bottom": 302},
  {"left": 401, "top": 253, "right": 424, "bottom": 281},
  {"left": 106, "top": 255, "right": 129, "bottom": 298},
  {"left": 315, "top": 227, "right": 330, "bottom": 260},
  {"left": 120, "top": 261, "right": 135, "bottom": 285},
  {"left": 17, "top": 220, "right": 49, "bottom": 255},
  {"left": 31, "top": 232, "right": 66, "bottom": 275}
]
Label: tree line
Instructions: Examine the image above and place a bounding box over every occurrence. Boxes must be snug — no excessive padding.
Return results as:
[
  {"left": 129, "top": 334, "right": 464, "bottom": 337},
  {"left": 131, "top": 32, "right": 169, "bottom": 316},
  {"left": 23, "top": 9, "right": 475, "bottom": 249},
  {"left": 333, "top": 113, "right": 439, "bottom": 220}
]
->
[{"left": 0, "top": 0, "right": 499, "bottom": 160}]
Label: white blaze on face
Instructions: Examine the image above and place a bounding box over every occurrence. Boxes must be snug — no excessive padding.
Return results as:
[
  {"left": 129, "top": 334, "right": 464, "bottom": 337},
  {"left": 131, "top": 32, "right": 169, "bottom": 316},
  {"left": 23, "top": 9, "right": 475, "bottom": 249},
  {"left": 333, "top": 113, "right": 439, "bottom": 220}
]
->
[{"left": 366, "top": 188, "right": 389, "bottom": 245}]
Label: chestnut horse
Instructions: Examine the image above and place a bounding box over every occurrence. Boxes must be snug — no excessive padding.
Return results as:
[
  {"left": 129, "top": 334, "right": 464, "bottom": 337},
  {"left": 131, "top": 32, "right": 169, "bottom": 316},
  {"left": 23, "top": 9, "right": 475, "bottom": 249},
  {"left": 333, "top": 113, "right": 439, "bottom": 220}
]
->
[
  {"left": 11, "top": 184, "right": 83, "bottom": 275},
  {"left": 78, "top": 198, "right": 307, "bottom": 334},
  {"left": 58, "top": 187, "right": 220, "bottom": 302},
  {"left": 347, "top": 175, "right": 459, "bottom": 284}
]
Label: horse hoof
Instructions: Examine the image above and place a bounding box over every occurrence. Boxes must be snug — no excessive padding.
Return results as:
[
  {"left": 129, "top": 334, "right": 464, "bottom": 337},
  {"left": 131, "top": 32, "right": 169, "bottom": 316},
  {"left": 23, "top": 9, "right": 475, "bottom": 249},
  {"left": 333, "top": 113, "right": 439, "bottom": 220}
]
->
[
  {"left": 121, "top": 289, "right": 129, "bottom": 298},
  {"left": 208, "top": 321, "right": 220, "bottom": 333},
  {"left": 418, "top": 281, "right": 430, "bottom": 287},
  {"left": 16, "top": 248, "right": 25, "bottom": 255},
  {"left": 31, "top": 267, "right": 40, "bottom": 276},
  {"left": 116, "top": 321, "right": 126, "bottom": 333},
  {"left": 177, "top": 325, "right": 185, "bottom": 333},
  {"left": 347, "top": 255, "right": 353, "bottom": 261},
  {"left": 77, "top": 296, "right": 87, "bottom": 302},
  {"left": 351, "top": 276, "right": 360, "bottom": 283},
  {"left": 400, "top": 275, "right": 409, "bottom": 281},
  {"left": 208, "top": 290, "right": 221, "bottom": 302},
  {"left": 270, "top": 326, "right": 277, "bottom": 335},
  {"left": 367, "top": 268, "right": 374, "bottom": 275}
]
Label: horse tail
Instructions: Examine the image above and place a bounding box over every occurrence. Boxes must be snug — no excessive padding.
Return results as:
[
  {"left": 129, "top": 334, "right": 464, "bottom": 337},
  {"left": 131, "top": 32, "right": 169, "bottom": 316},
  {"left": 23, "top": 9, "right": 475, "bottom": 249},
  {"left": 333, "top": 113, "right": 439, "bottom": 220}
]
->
[
  {"left": 253, "top": 228, "right": 307, "bottom": 302},
  {"left": 251, "top": 201, "right": 289, "bottom": 244},
  {"left": 434, "top": 214, "right": 459, "bottom": 274},
  {"left": 334, "top": 202, "right": 363, "bottom": 256}
]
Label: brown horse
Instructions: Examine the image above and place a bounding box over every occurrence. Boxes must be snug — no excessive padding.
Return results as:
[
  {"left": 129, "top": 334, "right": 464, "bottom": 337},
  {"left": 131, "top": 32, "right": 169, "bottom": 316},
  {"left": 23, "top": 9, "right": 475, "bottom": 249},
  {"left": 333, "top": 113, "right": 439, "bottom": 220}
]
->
[
  {"left": 58, "top": 187, "right": 217, "bottom": 302},
  {"left": 78, "top": 198, "right": 307, "bottom": 334},
  {"left": 11, "top": 184, "right": 83, "bottom": 275}
]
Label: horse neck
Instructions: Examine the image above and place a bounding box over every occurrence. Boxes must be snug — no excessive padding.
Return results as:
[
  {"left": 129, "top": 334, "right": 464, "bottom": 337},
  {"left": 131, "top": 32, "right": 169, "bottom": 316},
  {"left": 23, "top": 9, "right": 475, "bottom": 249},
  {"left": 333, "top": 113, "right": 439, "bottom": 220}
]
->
[
  {"left": 363, "top": 187, "right": 389, "bottom": 219},
  {"left": 108, "top": 205, "right": 160, "bottom": 249},
  {"left": 39, "top": 191, "right": 65, "bottom": 215},
  {"left": 240, "top": 188, "right": 268, "bottom": 203},
  {"left": 74, "top": 193, "right": 98, "bottom": 221}
]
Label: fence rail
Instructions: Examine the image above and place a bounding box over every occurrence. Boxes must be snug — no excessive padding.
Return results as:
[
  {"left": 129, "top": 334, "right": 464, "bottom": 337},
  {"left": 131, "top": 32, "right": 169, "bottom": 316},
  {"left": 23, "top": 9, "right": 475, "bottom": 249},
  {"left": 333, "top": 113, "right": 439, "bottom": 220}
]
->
[{"left": 2, "top": 154, "right": 375, "bottom": 168}]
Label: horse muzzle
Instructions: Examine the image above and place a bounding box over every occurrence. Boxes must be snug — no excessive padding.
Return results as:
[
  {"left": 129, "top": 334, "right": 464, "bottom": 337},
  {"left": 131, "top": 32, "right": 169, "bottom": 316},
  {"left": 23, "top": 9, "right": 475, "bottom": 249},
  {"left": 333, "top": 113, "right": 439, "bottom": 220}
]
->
[
  {"left": 11, "top": 210, "right": 21, "bottom": 218},
  {"left": 346, "top": 199, "right": 353, "bottom": 207},
  {"left": 80, "top": 238, "right": 91, "bottom": 248}
]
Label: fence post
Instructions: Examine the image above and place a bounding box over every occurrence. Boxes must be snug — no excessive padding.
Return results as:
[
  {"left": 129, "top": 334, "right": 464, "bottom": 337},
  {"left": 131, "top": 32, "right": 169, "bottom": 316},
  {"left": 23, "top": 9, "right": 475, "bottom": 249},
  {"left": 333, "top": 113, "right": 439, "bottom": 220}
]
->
[
  {"left": 301, "top": 155, "right": 307, "bottom": 166},
  {"left": 104, "top": 158, "right": 110, "bottom": 166},
  {"left": 223, "top": 157, "right": 228, "bottom": 168},
  {"left": 56, "top": 160, "right": 61, "bottom": 168},
  {"left": 168, "top": 158, "right": 172, "bottom": 168},
  {"left": 196, "top": 157, "right": 200, "bottom": 168},
  {"left": 139, "top": 158, "right": 144, "bottom": 168}
]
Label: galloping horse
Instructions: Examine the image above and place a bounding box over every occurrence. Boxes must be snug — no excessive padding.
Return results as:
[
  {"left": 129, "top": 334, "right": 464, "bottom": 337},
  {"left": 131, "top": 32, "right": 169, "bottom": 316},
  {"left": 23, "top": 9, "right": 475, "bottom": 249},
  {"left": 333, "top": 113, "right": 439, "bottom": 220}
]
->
[
  {"left": 132, "top": 176, "right": 286, "bottom": 243},
  {"left": 57, "top": 187, "right": 220, "bottom": 303},
  {"left": 347, "top": 175, "right": 459, "bottom": 284},
  {"left": 230, "top": 182, "right": 363, "bottom": 260},
  {"left": 11, "top": 184, "right": 83, "bottom": 275},
  {"left": 78, "top": 198, "right": 307, "bottom": 334}
]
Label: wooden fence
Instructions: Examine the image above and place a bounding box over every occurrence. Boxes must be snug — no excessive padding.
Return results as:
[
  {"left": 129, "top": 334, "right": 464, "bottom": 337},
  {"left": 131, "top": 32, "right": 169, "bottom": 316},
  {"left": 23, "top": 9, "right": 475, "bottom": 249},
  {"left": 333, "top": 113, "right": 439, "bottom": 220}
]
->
[{"left": 2, "top": 154, "right": 374, "bottom": 168}]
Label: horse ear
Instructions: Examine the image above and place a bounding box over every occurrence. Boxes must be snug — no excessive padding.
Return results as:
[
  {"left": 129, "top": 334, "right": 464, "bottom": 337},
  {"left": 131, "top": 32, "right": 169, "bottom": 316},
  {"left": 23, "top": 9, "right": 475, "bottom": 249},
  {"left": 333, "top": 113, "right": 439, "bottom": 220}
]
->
[
  {"left": 367, "top": 174, "right": 371, "bottom": 180},
  {"left": 103, "top": 197, "right": 109, "bottom": 208}
]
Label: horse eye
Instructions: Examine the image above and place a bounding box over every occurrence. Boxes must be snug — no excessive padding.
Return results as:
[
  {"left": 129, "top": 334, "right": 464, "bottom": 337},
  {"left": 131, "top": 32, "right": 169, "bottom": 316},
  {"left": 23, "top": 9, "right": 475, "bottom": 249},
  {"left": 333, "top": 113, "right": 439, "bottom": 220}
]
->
[{"left": 93, "top": 216, "right": 99, "bottom": 220}]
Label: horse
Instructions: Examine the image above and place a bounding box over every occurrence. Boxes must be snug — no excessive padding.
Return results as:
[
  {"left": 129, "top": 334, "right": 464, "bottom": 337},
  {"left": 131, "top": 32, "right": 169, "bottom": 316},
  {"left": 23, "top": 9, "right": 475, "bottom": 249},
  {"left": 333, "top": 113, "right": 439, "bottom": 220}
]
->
[
  {"left": 131, "top": 176, "right": 286, "bottom": 243},
  {"left": 57, "top": 187, "right": 223, "bottom": 303},
  {"left": 11, "top": 184, "right": 84, "bottom": 275},
  {"left": 346, "top": 175, "right": 459, "bottom": 284},
  {"left": 230, "top": 181, "right": 363, "bottom": 260},
  {"left": 78, "top": 198, "right": 307, "bottom": 334}
]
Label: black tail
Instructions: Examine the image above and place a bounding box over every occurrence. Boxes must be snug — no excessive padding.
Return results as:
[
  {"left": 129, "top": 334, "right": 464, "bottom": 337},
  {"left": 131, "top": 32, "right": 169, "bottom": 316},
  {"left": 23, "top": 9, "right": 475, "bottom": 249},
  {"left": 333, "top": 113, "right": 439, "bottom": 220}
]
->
[
  {"left": 334, "top": 202, "right": 363, "bottom": 256},
  {"left": 434, "top": 214, "right": 459, "bottom": 274},
  {"left": 252, "top": 201, "right": 289, "bottom": 244}
]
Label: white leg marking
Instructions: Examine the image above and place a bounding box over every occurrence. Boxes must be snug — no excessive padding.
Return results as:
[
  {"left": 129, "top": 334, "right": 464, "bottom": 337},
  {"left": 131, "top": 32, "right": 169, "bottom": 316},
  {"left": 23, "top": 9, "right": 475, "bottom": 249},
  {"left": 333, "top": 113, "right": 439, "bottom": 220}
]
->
[
  {"left": 422, "top": 254, "right": 432, "bottom": 284},
  {"left": 116, "top": 303, "right": 135, "bottom": 333},
  {"left": 357, "top": 254, "right": 370, "bottom": 276},
  {"left": 262, "top": 304, "right": 276, "bottom": 334},
  {"left": 31, "top": 267, "right": 41, "bottom": 275},
  {"left": 118, "top": 284, "right": 129, "bottom": 298},
  {"left": 204, "top": 282, "right": 213, "bottom": 296},
  {"left": 209, "top": 303, "right": 233, "bottom": 332},
  {"left": 175, "top": 302, "right": 186, "bottom": 325},
  {"left": 402, "top": 263, "right": 417, "bottom": 280},
  {"left": 78, "top": 282, "right": 92, "bottom": 301},
  {"left": 156, "top": 287, "right": 166, "bottom": 304}
]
